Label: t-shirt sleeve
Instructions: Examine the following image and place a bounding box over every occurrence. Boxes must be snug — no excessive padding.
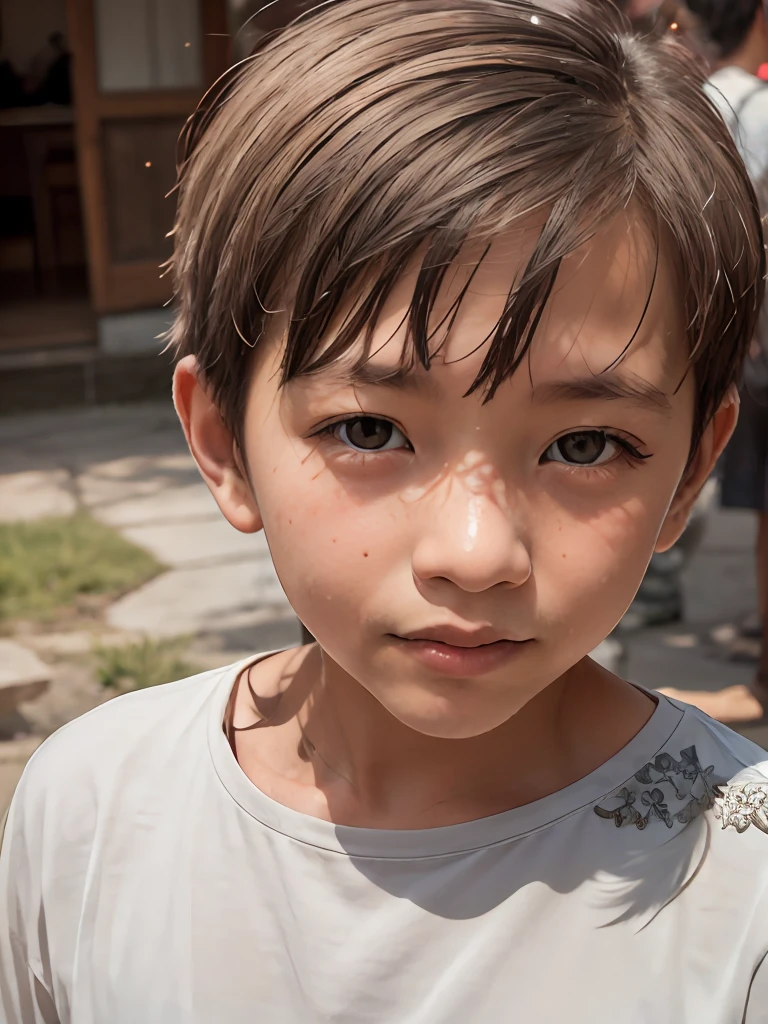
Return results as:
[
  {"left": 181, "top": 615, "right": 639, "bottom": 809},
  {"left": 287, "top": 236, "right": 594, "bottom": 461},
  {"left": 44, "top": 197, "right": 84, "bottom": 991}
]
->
[
  {"left": 720, "top": 759, "right": 768, "bottom": 1022},
  {"left": 0, "top": 765, "right": 60, "bottom": 1023},
  {"left": 737, "top": 91, "right": 768, "bottom": 189},
  {"left": 745, "top": 951, "right": 768, "bottom": 1023}
]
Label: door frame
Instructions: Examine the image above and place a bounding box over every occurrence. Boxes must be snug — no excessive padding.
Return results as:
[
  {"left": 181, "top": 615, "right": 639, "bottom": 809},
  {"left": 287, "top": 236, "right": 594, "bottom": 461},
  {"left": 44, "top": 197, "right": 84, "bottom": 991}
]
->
[{"left": 66, "top": 0, "right": 228, "bottom": 314}]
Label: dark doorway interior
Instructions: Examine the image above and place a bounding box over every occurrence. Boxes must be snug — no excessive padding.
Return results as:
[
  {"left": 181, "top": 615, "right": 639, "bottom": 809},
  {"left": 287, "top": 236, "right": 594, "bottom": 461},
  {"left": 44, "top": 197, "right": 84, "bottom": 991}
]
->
[{"left": 0, "top": 1, "right": 95, "bottom": 358}]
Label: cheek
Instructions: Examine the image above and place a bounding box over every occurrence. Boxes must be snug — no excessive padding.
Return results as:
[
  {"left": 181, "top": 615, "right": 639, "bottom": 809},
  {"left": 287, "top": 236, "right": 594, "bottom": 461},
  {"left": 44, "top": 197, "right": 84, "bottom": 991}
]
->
[
  {"left": 538, "top": 438, "right": 687, "bottom": 585},
  {"left": 536, "top": 496, "right": 661, "bottom": 628},
  {"left": 254, "top": 465, "right": 403, "bottom": 618},
  {"left": 572, "top": 494, "right": 662, "bottom": 558}
]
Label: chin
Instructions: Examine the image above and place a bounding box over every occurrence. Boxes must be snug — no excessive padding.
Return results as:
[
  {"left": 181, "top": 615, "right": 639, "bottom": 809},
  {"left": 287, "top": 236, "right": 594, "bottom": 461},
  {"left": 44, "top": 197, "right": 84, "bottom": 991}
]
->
[{"left": 380, "top": 690, "right": 520, "bottom": 741}]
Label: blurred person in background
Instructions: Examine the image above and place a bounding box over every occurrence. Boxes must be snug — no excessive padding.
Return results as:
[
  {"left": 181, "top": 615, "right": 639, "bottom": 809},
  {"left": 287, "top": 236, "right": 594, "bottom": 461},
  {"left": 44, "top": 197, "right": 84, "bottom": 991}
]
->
[
  {"left": 0, "top": 30, "right": 25, "bottom": 109},
  {"left": 617, "top": 0, "right": 676, "bottom": 32},
  {"left": 25, "top": 32, "right": 72, "bottom": 106},
  {"left": 662, "top": 0, "right": 768, "bottom": 721}
]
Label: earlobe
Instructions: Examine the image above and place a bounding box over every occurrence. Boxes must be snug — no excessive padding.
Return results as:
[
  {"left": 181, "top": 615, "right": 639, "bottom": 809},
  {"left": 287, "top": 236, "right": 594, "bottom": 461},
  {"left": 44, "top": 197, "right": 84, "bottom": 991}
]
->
[
  {"left": 173, "top": 356, "right": 263, "bottom": 535},
  {"left": 655, "top": 386, "right": 739, "bottom": 554}
]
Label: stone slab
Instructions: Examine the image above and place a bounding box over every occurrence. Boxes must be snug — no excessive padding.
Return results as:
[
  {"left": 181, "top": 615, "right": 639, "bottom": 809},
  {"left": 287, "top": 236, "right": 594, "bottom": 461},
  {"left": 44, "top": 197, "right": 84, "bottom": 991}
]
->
[
  {"left": 58, "top": 420, "right": 185, "bottom": 468},
  {"left": 91, "top": 481, "right": 220, "bottom": 528},
  {"left": 702, "top": 507, "right": 757, "bottom": 553},
  {"left": 0, "top": 401, "right": 177, "bottom": 446},
  {"left": 0, "top": 469, "right": 77, "bottom": 521},
  {"left": 77, "top": 453, "right": 199, "bottom": 509},
  {"left": 0, "top": 738, "right": 44, "bottom": 819},
  {"left": 106, "top": 561, "right": 294, "bottom": 638},
  {"left": 590, "top": 638, "right": 625, "bottom": 676},
  {"left": 0, "top": 404, "right": 184, "bottom": 483},
  {"left": 624, "top": 502, "right": 759, "bottom": 700},
  {"left": 0, "top": 641, "right": 51, "bottom": 717},
  {"left": 0, "top": 736, "right": 43, "bottom": 766},
  {"left": 121, "top": 518, "right": 270, "bottom": 567},
  {"left": 98, "top": 308, "right": 174, "bottom": 356}
]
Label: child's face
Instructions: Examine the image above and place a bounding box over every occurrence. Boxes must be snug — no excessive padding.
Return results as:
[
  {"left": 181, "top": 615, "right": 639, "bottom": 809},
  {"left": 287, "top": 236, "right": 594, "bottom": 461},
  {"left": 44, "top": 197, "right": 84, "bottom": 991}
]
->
[{"left": 177, "top": 211, "right": 735, "bottom": 739}]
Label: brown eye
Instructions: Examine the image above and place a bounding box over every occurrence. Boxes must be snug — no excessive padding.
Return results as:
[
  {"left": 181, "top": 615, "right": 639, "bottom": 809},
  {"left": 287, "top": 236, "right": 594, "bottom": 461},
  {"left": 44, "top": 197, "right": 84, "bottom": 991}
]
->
[
  {"left": 546, "top": 431, "right": 615, "bottom": 466},
  {"left": 337, "top": 417, "right": 408, "bottom": 452}
]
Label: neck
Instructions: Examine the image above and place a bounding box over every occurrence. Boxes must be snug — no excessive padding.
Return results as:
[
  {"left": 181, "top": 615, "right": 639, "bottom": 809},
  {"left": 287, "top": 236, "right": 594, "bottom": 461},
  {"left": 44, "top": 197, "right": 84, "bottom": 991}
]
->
[
  {"left": 288, "top": 650, "right": 655, "bottom": 828},
  {"left": 717, "top": 26, "right": 768, "bottom": 76}
]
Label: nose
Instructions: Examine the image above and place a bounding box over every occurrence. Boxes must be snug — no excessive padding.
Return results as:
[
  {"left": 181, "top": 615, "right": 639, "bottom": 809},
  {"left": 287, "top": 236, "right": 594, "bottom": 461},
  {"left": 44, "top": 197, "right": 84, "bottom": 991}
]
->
[{"left": 411, "top": 464, "right": 532, "bottom": 594}]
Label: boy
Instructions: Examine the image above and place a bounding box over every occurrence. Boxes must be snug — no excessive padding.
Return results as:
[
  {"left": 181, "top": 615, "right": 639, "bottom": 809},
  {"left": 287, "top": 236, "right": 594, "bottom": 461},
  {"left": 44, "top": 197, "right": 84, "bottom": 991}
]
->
[{"left": 2, "top": 0, "right": 768, "bottom": 1020}]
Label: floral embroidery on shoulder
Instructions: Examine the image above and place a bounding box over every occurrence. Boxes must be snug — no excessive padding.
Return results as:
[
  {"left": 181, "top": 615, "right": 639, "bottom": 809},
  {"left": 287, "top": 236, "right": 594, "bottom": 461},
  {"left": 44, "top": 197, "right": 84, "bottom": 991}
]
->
[
  {"left": 714, "top": 781, "right": 768, "bottom": 835},
  {"left": 594, "top": 745, "right": 721, "bottom": 830}
]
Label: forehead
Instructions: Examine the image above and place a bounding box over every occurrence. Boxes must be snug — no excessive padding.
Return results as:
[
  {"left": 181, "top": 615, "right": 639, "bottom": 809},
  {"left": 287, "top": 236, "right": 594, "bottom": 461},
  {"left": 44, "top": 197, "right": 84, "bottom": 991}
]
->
[{"left": 319, "top": 207, "right": 687, "bottom": 396}]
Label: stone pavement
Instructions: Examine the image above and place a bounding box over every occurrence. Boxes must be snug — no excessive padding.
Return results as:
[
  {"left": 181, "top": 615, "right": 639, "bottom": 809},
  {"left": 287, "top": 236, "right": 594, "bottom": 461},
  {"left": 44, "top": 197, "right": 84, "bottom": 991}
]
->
[
  {"left": 623, "top": 507, "right": 768, "bottom": 749},
  {"left": 0, "top": 401, "right": 302, "bottom": 654},
  {"left": 0, "top": 400, "right": 765, "bottom": 811}
]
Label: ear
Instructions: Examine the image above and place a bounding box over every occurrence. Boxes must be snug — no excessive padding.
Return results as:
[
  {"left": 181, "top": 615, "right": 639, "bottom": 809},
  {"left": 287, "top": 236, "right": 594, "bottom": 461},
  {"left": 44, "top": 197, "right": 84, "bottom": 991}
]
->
[
  {"left": 655, "top": 387, "right": 739, "bottom": 553},
  {"left": 173, "top": 355, "right": 263, "bottom": 534}
]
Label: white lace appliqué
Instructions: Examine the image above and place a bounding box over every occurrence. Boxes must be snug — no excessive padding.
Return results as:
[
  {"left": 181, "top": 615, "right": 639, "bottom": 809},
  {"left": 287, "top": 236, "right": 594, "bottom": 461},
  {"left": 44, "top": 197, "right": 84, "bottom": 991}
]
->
[{"left": 714, "top": 782, "right": 768, "bottom": 835}]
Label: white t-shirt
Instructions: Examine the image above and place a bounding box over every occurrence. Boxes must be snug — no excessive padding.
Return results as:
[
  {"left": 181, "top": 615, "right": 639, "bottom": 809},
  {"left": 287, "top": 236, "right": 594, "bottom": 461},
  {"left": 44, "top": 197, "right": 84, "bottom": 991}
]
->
[
  {"left": 2, "top": 655, "right": 768, "bottom": 1023},
  {"left": 706, "top": 66, "right": 768, "bottom": 183}
]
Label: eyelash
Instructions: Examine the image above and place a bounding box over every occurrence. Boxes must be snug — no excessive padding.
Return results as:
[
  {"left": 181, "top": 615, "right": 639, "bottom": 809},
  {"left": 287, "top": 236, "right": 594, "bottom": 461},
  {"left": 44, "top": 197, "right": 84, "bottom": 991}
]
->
[
  {"left": 311, "top": 418, "right": 412, "bottom": 451},
  {"left": 610, "top": 436, "right": 649, "bottom": 462},
  {"left": 541, "top": 432, "right": 650, "bottom": 465},
  {"left": 312, "top": 418, "right": 651, "bottom": 466}
]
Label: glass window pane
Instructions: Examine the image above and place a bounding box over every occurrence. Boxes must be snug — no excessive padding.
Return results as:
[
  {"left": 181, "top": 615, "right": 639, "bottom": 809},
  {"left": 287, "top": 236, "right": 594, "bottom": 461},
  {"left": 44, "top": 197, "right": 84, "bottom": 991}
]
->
[
  {"left": 102, "top": 118, "right": 183, "bottom": 263},
  {"left": 95, "top": 0, "right": 202, "bottom": 92}
]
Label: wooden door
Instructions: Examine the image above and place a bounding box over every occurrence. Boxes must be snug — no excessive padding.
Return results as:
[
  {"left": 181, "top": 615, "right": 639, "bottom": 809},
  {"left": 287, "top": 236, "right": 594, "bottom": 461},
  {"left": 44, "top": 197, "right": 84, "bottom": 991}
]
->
[{"left": 66, "top": 0, "right": 228, "bottom": 314}]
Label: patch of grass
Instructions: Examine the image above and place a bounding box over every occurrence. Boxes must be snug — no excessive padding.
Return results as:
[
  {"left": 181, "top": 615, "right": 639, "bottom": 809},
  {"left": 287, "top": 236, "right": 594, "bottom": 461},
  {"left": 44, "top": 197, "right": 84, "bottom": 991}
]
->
[
  {"left": 95, "top": 637, "right": 197, "bottom": 691},
  {"left": 0, "top": 513, "right": 162, "bottom": 623}
]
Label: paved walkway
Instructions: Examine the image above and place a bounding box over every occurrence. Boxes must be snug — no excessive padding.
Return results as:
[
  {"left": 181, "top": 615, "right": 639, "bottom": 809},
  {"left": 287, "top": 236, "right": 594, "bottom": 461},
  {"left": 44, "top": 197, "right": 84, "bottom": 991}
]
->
[
  {"left": 0, "top": 402, "right": 301, "bottom": 653},
  {"left": 0, "top": 400, "right": 765, "bottom": 810}
]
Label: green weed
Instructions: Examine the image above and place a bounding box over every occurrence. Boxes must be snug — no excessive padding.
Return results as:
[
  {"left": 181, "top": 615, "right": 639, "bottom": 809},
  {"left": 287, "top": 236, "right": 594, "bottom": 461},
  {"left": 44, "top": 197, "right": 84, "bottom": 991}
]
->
[
  {"left": 0, "top": 514, "right": 161, "bottom": 623},
  {"left": 95, "top": 637, "right": 197, "bottom": 691}
]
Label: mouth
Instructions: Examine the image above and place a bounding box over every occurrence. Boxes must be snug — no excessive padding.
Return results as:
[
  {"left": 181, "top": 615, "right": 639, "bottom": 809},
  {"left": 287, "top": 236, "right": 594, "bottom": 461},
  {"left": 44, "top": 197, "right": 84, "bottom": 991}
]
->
[
  {"left": 390, "top": 628, "right": 534, "bottom": 677},
  {"left": 395, "top": 626, "right": 529, "bottom": 647}
]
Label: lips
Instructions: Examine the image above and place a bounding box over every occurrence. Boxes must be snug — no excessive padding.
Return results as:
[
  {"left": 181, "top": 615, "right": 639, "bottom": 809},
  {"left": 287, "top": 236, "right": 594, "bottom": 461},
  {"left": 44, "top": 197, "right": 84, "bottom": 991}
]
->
[
  {"left": 391, "top": 631, "right": 533, "bottom": 677},
  {"left": 396, "top": 626, "right": 528, "bottom": 648}
]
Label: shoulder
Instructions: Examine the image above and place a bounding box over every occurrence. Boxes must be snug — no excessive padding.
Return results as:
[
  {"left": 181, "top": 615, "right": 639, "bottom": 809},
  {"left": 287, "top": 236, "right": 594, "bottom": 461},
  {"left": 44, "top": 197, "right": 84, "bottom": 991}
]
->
[
  {"left": 660, "top": 696, "right": 768, "bottom": 842},
  {"left": 706, "top": 67, "right": 767, "bottom": 111},
  {"left": 706, "top": 68, "right": 768, "bottom": 132},
  {"left": 685, "top": 706, "right": 768, "bottom": 834},
  {"left": 0, "top": 660, "right": 248, "bottom": 956},
  {"left": 590, "top": 699, "right": 768, "bottom": 936},
  {"left": 24, "top": 665, "right": 227, "bottom": 774},
  {"left": 592, "top": 694, "right": 767, "bottom": 836},
  {"left": 713, "top": 758, "right": 768, "bottom": 835},
  {"left": 706, "top": 69, "right": 768, "bottom": 169},
  {"left": 2, "top": 661, "right": 240, "bottom": 850},
  {"left": 664, "top": 696, "right": 767, "bottom": 784}
]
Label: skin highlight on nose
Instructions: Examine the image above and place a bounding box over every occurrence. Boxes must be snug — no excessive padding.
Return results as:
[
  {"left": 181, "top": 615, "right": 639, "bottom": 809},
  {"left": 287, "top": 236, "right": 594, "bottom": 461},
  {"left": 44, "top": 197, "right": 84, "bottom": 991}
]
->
[
  {"left": 410, "top": 451, "right": 532, "bottom": 592},
  {"left": 464, "top": 495, "right": 480, "bottom": 553},
  {"left": 452, "top": 450, "right": 512, "bottom": 555}
]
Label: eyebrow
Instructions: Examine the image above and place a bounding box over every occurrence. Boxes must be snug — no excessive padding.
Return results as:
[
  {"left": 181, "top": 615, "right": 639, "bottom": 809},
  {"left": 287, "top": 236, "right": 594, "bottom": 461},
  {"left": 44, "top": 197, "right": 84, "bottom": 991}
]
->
[
  {"left": 323, "top": 361, "right": 437, "bottom": 393},
  {"left": 531, "top": 372, "right": 673, "bottom": 412},
  {"left": 316, "top": 362, "right": 672, "bottom": 411}
]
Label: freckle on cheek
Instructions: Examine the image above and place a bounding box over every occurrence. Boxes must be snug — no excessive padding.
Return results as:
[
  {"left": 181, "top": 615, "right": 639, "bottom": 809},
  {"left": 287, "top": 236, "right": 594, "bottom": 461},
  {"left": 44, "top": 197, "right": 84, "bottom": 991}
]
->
[{"left": 363, "top": 552, "right": 369, "bottom": 558}]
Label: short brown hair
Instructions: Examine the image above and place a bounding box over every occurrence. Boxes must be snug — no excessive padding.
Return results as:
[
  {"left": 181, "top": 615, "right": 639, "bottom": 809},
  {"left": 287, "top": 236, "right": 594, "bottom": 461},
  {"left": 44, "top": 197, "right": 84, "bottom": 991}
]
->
[{"left": 170, "top": 0, "right": 764, "bottom": 453}]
